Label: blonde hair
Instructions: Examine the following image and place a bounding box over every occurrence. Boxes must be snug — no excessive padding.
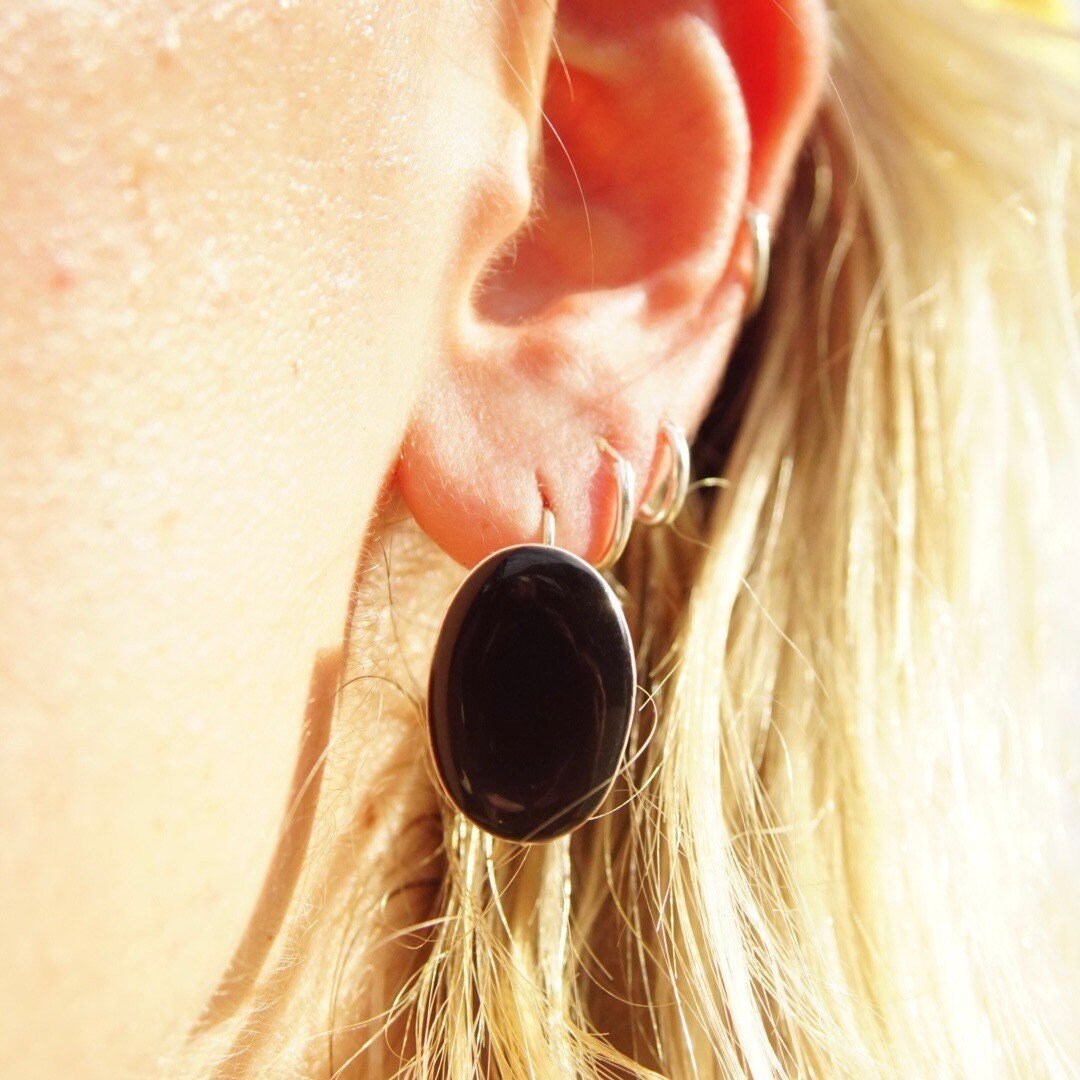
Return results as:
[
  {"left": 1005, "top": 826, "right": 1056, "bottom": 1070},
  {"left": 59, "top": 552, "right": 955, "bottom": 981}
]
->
[{"left": 174, "top": 0, "right": 1080, "bottom": 1075}]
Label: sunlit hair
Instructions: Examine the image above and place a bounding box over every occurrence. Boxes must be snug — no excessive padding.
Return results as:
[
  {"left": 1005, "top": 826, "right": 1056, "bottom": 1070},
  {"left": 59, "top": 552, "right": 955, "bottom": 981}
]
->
[{"left": 173, "top": 0, "right": 1080, "bottom": 1075}]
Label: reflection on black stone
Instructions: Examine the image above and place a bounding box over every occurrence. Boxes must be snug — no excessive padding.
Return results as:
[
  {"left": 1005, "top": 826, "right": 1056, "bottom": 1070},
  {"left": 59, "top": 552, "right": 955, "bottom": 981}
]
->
[{"left": 428, "top": 545, "right": 636, "bottom": 842}]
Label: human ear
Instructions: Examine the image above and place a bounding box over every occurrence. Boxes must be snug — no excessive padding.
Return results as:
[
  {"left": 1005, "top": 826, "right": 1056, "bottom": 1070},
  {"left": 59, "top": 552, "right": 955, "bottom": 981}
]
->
[{"left": 398, "top": 0, "right": 827, "bottom": 568}]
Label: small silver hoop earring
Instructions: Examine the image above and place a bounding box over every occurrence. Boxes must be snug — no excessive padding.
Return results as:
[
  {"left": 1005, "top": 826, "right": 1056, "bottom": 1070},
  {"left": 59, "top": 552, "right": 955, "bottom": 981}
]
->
[
  {"left": 594, "top": 438, "right": 636, "bottom": 570},
  {"left": 745, "top": 206, "right": 771, "bottom": 316},
  {"left": 637, "top": 421, "right": 690, "bottom": 526}
]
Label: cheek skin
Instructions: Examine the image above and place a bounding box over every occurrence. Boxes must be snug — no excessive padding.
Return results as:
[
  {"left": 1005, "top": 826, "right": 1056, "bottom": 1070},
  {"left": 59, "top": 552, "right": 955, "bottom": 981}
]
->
[{"left": 0, "top": 3, "right": 492, "bottom": 1076}]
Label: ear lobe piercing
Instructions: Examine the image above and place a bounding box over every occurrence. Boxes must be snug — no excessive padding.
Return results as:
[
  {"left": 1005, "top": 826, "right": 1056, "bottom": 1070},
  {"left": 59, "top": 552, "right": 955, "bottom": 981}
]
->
[
  {"left": 426, "top": 425, "right": 696, "bottom": 843},
  {"left": 594, "top": 437, "right": 636, "bottom": 570},
  {"left": 745, "top": 206, "right": 771, "bottom": 316},
  {"left": 637, "top": 420, "right": 691, "bottom": 526}
]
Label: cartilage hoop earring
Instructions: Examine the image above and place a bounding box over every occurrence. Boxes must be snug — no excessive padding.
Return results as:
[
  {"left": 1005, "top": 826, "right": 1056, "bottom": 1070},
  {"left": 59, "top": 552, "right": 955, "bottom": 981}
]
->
[
  {"left": 745, "top": 206, "right": 771, "bottom": 316},
  {"left": 637, "top": 421, "right": 690, "bottom": 526},
  {"left": 427, "top": 489, "right": 637, "bottom": 844}
]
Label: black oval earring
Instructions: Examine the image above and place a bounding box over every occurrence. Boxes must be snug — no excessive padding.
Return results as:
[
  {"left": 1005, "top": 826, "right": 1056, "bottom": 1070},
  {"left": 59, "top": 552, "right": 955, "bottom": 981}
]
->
[{"left": 427, "top": 448, "right": 638, "bottom": 843}]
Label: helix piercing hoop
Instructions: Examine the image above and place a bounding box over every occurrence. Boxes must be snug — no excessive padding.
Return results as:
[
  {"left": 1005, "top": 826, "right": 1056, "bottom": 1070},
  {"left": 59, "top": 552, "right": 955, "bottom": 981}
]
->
[
  {"left": 637, "top": 421, "right": 690, "bottom": 527},
  {"left": 745, "top": 206, "right": 771, "bottom": 316},
  {"left": 427, "top": 474, "right": 637, "bottom": 843}
]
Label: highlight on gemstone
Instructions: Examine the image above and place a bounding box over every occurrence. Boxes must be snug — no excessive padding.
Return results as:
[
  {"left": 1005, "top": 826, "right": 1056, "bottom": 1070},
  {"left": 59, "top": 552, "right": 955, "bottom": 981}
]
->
[{"left": 427, "top": 545, "right": 637, "bottom": 843}]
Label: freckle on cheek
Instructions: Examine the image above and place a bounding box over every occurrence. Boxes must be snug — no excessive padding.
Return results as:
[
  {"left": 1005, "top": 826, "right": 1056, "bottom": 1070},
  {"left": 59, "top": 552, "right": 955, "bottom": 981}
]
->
[{"left": 47, "top": 250, "right": 77, "bottom": 292}]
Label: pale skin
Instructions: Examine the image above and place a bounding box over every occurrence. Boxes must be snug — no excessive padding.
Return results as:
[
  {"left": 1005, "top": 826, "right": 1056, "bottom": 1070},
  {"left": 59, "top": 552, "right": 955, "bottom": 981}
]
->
[{"left": 0, "top": 1, "right": 825, "bottom": 1075}]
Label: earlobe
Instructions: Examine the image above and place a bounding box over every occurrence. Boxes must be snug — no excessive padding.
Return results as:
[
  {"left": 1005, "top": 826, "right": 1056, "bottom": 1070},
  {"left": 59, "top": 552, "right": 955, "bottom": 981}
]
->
[{"left": 398, "top": 0, "right": 827, "bottom": 569}]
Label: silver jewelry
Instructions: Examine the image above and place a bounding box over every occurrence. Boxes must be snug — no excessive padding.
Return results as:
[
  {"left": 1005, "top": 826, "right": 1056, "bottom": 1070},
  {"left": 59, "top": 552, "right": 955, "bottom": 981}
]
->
[
  {"left": 594, "top": 438, "right": 636, "bottom": 570},
  {"left": 637, "top": 420, "right": 690, "bottom": 526},
  {"left": 541, "top": 505, "right": 556, "bottom": 547},
  {"left": 745, "top": 206, "right": 771, "bottom": 316}
]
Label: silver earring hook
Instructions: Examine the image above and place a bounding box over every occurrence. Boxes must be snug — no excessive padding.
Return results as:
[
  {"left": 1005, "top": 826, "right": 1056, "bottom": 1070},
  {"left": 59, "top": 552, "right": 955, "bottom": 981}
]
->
[
  {"left": 637, "top": 421, "right": 690, "bottom": 527},
  {"left": 541, "top": 506, "right": 556, "bottom": 546},
  {"left": 593, "top": 438, "right": 636, "bottom": 571},
  {"left": 745, "top": 206, "right": 771, "bottom": 316}
]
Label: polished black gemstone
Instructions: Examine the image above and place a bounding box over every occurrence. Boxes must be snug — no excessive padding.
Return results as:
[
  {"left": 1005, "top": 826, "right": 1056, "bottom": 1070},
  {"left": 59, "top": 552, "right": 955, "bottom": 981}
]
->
[{"left": 428, "top": 545, "right": 636, "bottom": 843}]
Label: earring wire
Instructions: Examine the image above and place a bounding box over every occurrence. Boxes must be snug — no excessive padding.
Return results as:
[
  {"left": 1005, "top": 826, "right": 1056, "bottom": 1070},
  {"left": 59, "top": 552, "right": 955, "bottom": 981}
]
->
[
  {"left": 541, "top": 507, "right": 556, "bottom": 547},
  {"left": 594, "top": 438, "right": 636, "bottom": 570}
]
